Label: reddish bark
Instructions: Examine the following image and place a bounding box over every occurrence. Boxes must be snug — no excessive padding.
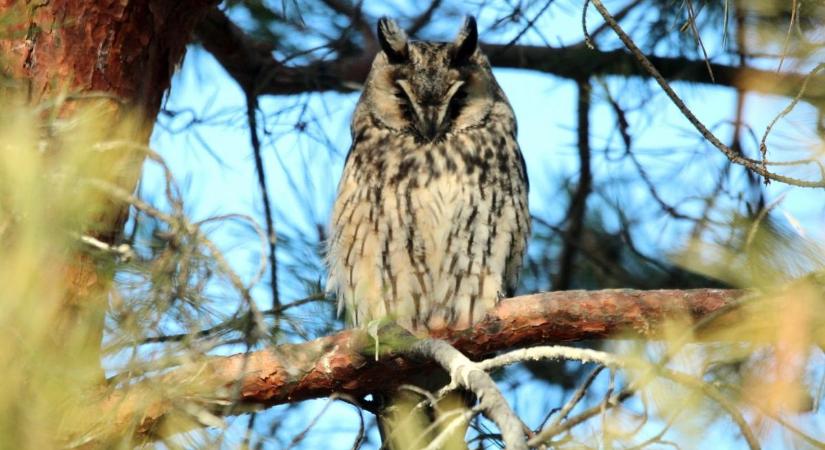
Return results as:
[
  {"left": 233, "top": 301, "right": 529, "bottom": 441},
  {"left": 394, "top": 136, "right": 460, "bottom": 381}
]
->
[
  {"left": 112, "top": 288, "right": 746, "bottom": 441},
  {"left": 0, "top": 0, "right": 216, "bottom": 372},
  {"left": 0, "top": 0, "right": 214, "bottom": 120},
  {"left": 0, "top": 1, "right": 216, "bottom": 240}
]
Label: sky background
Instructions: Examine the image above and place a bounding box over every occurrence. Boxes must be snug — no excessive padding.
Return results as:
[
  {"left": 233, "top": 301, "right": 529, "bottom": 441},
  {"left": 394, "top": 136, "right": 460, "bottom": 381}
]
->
[{"left": 138, "top": 1, "right": 825, "bottom": 447}]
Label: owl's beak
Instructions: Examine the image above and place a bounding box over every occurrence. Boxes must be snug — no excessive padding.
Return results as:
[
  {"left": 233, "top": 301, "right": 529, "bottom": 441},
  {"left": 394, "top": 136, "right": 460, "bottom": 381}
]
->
[{"left": 415, "top": 105, "right": 450, "bottom": 141}]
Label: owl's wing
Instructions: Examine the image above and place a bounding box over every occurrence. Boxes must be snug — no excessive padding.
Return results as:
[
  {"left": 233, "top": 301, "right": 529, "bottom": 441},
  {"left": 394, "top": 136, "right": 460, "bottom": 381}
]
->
[
  {"left": 503, "top": 228, "right": 527, "bottom": 298},
  {"left": 503, "top": 144, "right": 530, "bottom": 298}
]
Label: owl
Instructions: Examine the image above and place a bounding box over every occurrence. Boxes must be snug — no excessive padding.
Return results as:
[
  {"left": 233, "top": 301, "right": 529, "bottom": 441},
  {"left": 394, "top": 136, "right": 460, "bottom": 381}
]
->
[{"left": 327, "top": 16, "right": 529, "bottom": 332}]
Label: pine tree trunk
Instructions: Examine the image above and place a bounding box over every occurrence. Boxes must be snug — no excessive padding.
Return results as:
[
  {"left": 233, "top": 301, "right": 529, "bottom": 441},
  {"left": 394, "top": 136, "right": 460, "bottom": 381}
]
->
[{"left": 0, "top": 0, "right": 216, "bottom": 375}]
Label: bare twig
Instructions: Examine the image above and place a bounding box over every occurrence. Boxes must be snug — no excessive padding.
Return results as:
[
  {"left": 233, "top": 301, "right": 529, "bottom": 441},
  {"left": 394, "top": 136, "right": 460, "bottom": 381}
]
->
[
  {"left": 136, "top": 293, "right": 327, "bottom": 345},
  {"left": 529, "top": 388, "right": 634, "bottom": 445},
  {"left": 777, "top": 0, "right": 800, "bottom": 71},
  {"left": 493, "top": 0, "right": 555, "bottom": 57},
  {"left": 79, "top": 234, "right": 136, "bottom": 262},
  {"left": 88, "top": 179, "right": 268, "bottom": 340},
  {"left": 466, "top": 341, "right": 761, "bottom": 449},
  {"left": 478, "top": 346, "right": 620, "bottom": 371},
  {"left": 350, "top": 403, "right": 366, "bottom": 450},
  {"left": 421, "top": 408, "right": 478, "bottom": 450},
  {"left": 554, "top": 79, "right": 592, "bottom": 290},
  {"left": 759, "top": 63, "right": 825, "bottom": 168},
  {"left": 319, "top": 0, "right": 374, "bottom": 50},
  {"left": 589, "top": 0, "right": 825, "bottom": 187},
  {"left": 684, "top": 0, "right": 715, "bottom": 82},
  {"left": 245, "top": 93, "right": 281, "bottom": 332},
  {"left": 582, "top": 0, "right": 644, "bottom": 46},
  {"left": 660, "top": 369, "right": 760, "bottom": 450},
  {"left": 410, "top": 339, "right": 527, "bottom": 450},
  {"left": 196, "top": 213, "right": 269, "bottom": 288},
  {"left": 516, "top": 347, "right": 761, "bottom": 450},
  {"left": 542, "top": 366, "right": 605, "bottom": 432}
]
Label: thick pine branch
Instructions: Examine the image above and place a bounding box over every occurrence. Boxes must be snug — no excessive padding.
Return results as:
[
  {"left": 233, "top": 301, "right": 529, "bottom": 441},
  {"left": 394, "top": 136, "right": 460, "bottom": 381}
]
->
[
  {"left": 109, "top": 288, "right": 746, "bottom": 441},
  {"left": 195, "top": 7, "right": 825, "bottom": 104}
]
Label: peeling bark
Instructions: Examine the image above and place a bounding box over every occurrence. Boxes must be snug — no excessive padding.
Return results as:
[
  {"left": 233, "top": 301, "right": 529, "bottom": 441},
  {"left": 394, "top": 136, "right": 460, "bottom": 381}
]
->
[{"left": 1, "top": 0, "right": 214, "bottom": 119}]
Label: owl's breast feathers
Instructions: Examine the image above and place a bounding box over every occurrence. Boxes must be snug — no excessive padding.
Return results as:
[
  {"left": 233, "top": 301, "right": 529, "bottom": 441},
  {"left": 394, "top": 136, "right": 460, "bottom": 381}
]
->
[{"left": 328, "top": 115, "right": 529, "bottom": 331}]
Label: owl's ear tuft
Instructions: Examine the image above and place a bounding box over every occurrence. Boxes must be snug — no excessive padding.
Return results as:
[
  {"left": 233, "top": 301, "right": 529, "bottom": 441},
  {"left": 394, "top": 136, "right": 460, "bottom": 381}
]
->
[
  {"left": 377, "top": 17, "right": 409, "bottom": 63},
  {"left": 451, "top": 16, "right": 478, "bottom": 65}
]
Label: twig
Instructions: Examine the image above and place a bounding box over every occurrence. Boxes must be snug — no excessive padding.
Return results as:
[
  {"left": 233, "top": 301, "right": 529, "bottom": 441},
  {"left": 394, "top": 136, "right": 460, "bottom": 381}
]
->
[
  {"left": 554, "top": 78, "right": 592, "bottom": 290},
  {"left": 734, "top": 385, "right": 825, "bottom": 449},
  {"left": 529, "top": 389, "right": 634, "bottom": 446},
  {"left": 245, "top": 94, "right": 281, "bottom": 333},
  {"left": 684, "top": 0, "right": 715, "bottom": 82},
  {"left": 285, "top": 394, "right": 340, "bottom": 449},
  {"left": 421, "top": 408, "right": 478, "bottom": 450},
  {"left": 196, "top": 213, "right": 270, "bottom": 288},
  {"left": 137, "top": 293, "right": 327, "bottom": 345},
  {"left": 624, "top": 414, "right": 679, "bottom": 450},
  {"left": 492, "top": 0, "right": 555, "bottom": 57},
  {"left": 582, "top": 0, "right": 644, "bottom": 47},
  {"left": 87, "top": 179, "right": 268, "bottom": 340},
  {"left": 589, "top": 0, "right": 825, "bottom": 188},
  {"left": 777, "top": 0, "right": 799, "bottom": 72},
  {"left": 411, "top": 339, "right": 528, "bottom": 450},
  {"left": 542, "top": 366, "right": 605, "bottom": 432},
  {"left": 600, "top": 369, "right": 616, "bottom": 446},
  {"left": 319, "top": 0, "right": 373, "bottom": 48},
  {"left": 78, "top": 234, "right": 136, "bottom": 262},
  {"left": 478, "top": 346, "right": 620, "bottom": 371},
  {"left": 477, "top": 345, "right": 759, "bottom": 450},
  {"left": 241, "top": 410, "right": 257, "bottom": 449},
  {"left": 350, "top": 402, "right": 366, "bottom": 450},
  {"left": 759, "top": 63, "right": 825, "bottom": 171}
]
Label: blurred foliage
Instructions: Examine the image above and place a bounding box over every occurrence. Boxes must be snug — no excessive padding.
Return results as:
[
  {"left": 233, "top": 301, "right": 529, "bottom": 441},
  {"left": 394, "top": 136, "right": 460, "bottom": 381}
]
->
[
  {"left": 0, "top": 90, "right": 279, "bottom": 449},
  {"left": 0, "top": 92, "right": 145, "bottom": 448}
]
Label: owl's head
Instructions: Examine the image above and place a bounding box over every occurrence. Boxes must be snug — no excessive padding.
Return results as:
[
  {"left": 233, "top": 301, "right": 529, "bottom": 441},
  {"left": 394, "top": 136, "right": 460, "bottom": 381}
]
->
[{"left": 357, "top": 17, "right": 506, "bottom": 142}]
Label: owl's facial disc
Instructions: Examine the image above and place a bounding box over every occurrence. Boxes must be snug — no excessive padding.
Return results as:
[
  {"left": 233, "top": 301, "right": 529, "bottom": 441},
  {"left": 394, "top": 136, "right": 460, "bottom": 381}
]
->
[
  {"left": 363, "top": 16, "right": 498, "bottom": 139},
  {"left": 396, "top": 79, "right": 465, "bottom": 141}
]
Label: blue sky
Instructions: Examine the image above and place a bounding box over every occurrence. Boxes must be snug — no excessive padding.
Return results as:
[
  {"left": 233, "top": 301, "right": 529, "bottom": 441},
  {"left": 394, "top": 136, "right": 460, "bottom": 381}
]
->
[{"left": 141, "top": 2, "right": 825, "bottom": 447}]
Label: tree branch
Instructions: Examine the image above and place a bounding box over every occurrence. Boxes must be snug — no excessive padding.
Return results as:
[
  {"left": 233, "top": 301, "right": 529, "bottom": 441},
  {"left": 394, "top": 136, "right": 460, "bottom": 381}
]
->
[
  {"left": 194, "top": 7, "right": 374, "bottom": 94},
  {"left": 410, "top": 339, "right": 527, "bottom": 450},
  {"left": 554, "top": 79, "right": 592, "bottom": 290},
  {"left": 195, "top": 7, "right": 825, "bottom": 105},
  {"left": 589, "top": 0, "right": 825, "bottom": 187},
  {"left": 486, "top": 43, "right": 825, "bottom": 106},
  {"left": 104, "top": 288, "right": 747, "bottom": 442}
]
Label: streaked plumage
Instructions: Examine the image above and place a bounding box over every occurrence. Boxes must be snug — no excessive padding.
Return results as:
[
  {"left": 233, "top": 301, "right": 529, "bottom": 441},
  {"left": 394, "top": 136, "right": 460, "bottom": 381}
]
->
[{"left": 327, "top": 17, "right": 529, "bottom": 331}]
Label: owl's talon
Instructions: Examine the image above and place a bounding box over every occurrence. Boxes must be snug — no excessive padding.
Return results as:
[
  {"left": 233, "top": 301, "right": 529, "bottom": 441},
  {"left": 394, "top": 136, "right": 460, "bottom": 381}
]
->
[{"left": 366, "top": 319, "right": 383, "bottom": 361}]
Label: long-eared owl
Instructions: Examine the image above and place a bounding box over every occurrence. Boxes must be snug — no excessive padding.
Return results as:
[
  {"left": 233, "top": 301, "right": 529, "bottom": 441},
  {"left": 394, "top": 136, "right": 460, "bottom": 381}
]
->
[{"left": 327, "top": 17, "right": 530, "bottom": 331}]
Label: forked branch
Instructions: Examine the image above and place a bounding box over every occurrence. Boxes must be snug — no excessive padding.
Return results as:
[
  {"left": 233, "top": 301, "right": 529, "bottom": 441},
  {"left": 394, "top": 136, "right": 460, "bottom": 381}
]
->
[
  {"left": 411, "top": 339, "right": 527, "bottom": 450},
  {"left": 99, "top": 288, "right": 747, "bottom": 443}
]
